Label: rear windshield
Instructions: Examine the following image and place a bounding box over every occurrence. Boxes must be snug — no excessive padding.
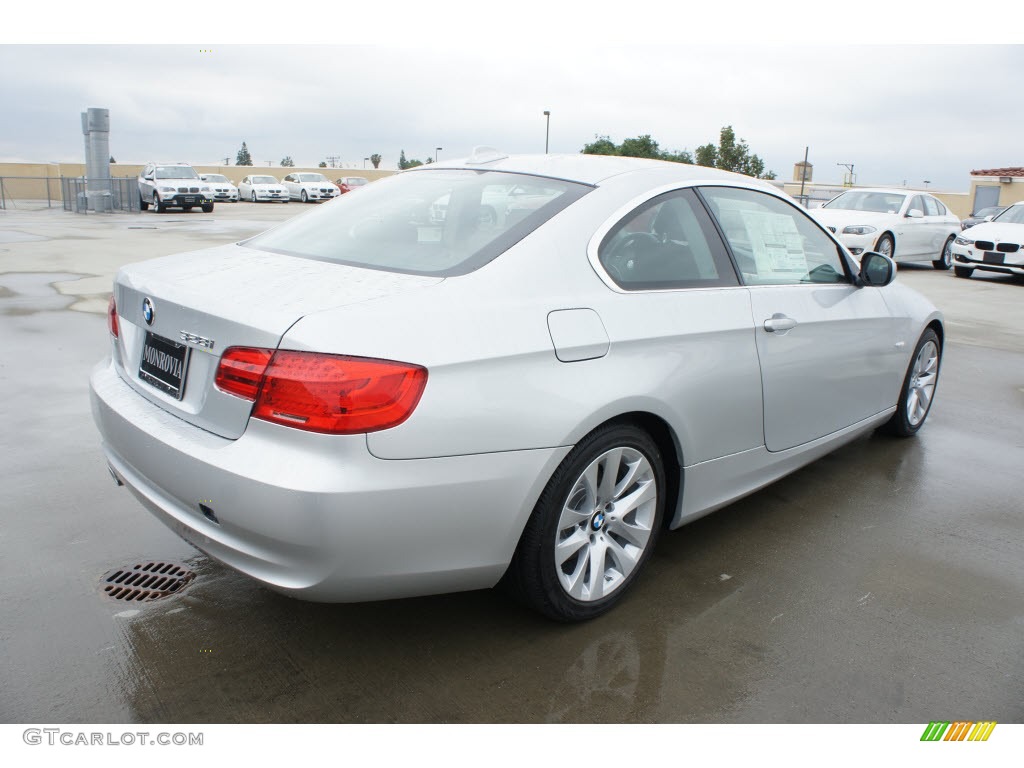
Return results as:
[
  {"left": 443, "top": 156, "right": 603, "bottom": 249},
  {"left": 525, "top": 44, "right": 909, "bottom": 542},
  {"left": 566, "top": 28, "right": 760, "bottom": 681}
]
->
[
  {"left": 245, "top": 169, "right": 592, "bottom": 276},
  {"left": 823, "top": 190, "right": 906, "bottom": 214}
]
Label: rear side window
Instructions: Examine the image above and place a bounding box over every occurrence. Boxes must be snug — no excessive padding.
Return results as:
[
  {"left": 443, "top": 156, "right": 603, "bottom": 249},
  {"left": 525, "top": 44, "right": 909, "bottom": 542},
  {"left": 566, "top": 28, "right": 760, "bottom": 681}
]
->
[
  {"left": 247, "top": 170, "right": 591, "bottom": 276},
  {"left": 924, "top": 196, "right": 940, "bottom": 216},
  {"left": 699, "top": 186, "right": 850, "bottom": 286},
  {"left": 598, "top": 189, "right": 738, "bottom": 290}
]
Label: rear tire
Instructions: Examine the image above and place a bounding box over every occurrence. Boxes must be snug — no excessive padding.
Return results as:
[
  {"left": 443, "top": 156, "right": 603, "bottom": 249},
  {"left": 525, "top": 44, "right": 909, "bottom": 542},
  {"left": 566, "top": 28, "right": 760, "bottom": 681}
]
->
[
  {"left": 880, "top": 328, "right": 941, "bottom": 438},
  {"left": 933, "top": 236, "right": 953, "bottom": 270},
  {"left": 954, "top": 265, "right": 973, "bottom": 279},
  {"left": 504, "top": 422, "right": 666, "bottom": 621}
]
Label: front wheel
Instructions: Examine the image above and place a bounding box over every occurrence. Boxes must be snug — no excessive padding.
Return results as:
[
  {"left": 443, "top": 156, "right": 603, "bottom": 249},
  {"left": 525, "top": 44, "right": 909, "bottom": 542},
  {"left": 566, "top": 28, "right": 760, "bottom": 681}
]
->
[
  {"left": 139, "top": 192, "right": 149, "bottom": 211},
  {"left": 251, "top": 191, "right": 257, "bottom": 203},
  {"left": 880, "top": 328, "right": 941, "bottom": 437},
  {"left": 201, "top": 203, "right": 214, "bottom": 213},
  {"left": 153, "top": 193, "right": 166, "bottom": 213},
  {"left": 301, "top": 190, "right": 308, "bottom": 203},
  {"left": 954, "top": 265, "right": 973, "bottom": 279},
  {"left": 505, "top": 422, "right": 666, "bottom": 621},
  {"left": 875, "top": 233, "right": 894, "bottom": 260},
  {"left": 933, "top": 236, "right": 953, "bottom": 270}
]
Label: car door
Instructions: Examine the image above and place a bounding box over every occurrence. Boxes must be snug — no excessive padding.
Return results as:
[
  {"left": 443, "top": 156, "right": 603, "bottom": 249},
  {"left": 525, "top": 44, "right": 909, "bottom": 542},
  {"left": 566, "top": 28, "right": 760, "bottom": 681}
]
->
[
  {"left": 593, "top": 188, "right": 764, "bottom": 463},
  {"left": 282, "top": 174, "right": 296, "bottom": 199},
  {"left": 239, "top": 177, "right": 250, "bottom": 197},
  {"left": 900, "top": 195, "right": 929, "bottom": 257},
  {"left": 698, "top": 186, "right": 901, "bottom": 453},
  {"left": 140, "top": 164, "right": 155, "bottom": 203}
]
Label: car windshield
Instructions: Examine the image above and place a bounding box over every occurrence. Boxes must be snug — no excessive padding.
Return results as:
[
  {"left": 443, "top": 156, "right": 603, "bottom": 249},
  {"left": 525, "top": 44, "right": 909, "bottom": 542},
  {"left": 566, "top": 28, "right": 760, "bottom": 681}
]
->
[
  {"left": 992, "top": 205, "right": 1024, "bottom": 225},
  {"left": 246, "top": 169, "right": 591, "bottom": 276},
  {"left": 155, "top": 166, "right": 199, "bottom": 180},
  {"left": 823, "top": 191, "right": 906, "bottom": 214},
  {"left": 204, "top": 174, "right": 228, "bottom": 183},
  {"left": 298, "top": 174, "right": 327, "bottom": 182},
  {"left": 252, "top": 176, "right": 278, "bottom": 184},
  {"left": 974, "top": 206, "right": 1004, "bottom": 218}
]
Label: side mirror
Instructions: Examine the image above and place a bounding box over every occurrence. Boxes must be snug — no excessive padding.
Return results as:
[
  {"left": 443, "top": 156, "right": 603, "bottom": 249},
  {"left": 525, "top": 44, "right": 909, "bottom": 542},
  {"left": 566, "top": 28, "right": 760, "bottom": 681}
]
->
[
  {"left": 906, "top": 209, "right": 924, "bottom": 219},
  {"left": 143, "top": 174, "right": 153, "bottom": 180},
  {"left": 984, "top": 215, "right": 994, "bottom": 222},
  {"left": 858, "top": 251, "right": 896, "bottom": 287}
]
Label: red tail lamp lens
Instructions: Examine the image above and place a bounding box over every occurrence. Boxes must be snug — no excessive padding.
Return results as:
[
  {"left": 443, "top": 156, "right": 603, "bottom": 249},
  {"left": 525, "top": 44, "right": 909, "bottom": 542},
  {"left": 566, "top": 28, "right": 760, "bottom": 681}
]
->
[
  {"left": 215, "top": 347, "right": 274, "bottom": 401},
  {"left": 215, "top": 348, "right": 427, "bottom": 435},
  {"left": 107, "top": 296, "right": 119, "bottom": 338}
]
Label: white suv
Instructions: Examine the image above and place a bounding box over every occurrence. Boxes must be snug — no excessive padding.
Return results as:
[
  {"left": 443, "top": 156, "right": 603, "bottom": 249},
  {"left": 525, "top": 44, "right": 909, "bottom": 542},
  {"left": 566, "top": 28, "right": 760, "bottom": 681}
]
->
[{"left": 139, "top": 163, "right": 214, "bottom": 213}]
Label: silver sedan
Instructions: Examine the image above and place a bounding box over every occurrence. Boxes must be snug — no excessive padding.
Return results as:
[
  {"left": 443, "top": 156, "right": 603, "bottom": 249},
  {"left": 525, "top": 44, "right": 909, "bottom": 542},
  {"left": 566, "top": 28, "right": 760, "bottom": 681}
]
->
[{"left": 90, "top": 151, "right": 943, "bottom": 621}]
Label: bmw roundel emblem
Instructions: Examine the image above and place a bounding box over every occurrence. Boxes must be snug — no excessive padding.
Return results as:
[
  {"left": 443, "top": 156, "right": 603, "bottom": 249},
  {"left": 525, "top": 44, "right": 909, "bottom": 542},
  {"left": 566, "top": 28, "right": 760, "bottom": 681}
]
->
[
  {"left": 592, "top": 512, "right": 605, "bottom": 531},
  {"left": 142, "top": 297, "right": 155, "bottom": 326}
]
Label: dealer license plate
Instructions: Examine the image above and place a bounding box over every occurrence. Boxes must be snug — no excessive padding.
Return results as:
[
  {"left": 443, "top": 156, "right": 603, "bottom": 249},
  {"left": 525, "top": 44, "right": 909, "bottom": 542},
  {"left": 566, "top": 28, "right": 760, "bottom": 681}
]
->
[{"left": 139, "top": 331, "right": 190, "bottom": 400}]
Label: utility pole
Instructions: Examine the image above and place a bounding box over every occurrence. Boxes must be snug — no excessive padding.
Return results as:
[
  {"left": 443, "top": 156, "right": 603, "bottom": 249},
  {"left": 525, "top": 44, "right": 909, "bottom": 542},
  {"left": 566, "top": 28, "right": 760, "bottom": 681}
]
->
[
  {"left": 799, "top": 146, "right": 809, "bottom": 207},
  {"left": 837, "top": 163, "right": 855, "bottom": 187},
  {"left": 543, "top": 110, "right": 551, "bottom": 154},
  {"left": 327, "top": 155, "right": 340, "bottom": 169}
]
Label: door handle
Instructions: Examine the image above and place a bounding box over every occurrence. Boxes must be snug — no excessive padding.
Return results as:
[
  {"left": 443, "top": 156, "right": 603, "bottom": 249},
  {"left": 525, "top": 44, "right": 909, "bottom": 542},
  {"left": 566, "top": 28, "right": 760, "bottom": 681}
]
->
[{"left": 763, "top": 314, "right": 797, "bottom": 333}]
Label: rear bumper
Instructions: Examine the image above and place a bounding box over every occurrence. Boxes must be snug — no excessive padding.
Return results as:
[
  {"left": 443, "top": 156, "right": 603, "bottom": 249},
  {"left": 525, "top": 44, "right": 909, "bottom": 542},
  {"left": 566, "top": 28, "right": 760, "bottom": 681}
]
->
[{"left": 89, "top": 357, "right": 567, "bottom": 602}]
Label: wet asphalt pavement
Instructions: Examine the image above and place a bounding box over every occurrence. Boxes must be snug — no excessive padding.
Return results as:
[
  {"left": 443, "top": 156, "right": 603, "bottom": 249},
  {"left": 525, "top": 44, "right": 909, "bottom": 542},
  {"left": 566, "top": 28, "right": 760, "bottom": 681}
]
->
[{"left": 1, "top": 206, "right": 1022, "bottom": 723}]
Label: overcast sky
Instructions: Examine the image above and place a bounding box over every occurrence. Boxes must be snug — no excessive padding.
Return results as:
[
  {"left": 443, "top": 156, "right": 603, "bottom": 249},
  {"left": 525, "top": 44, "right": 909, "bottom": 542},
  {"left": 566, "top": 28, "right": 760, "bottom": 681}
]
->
[{"left": 3, "top": 9, "right": 1022, "bottom": 191}]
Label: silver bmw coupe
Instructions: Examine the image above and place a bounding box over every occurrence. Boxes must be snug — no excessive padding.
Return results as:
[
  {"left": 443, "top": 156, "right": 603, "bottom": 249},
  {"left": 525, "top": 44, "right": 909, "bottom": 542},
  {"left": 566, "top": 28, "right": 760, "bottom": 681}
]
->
[{"left": 91, "top": 150, "right": 943, "bottom": 621}]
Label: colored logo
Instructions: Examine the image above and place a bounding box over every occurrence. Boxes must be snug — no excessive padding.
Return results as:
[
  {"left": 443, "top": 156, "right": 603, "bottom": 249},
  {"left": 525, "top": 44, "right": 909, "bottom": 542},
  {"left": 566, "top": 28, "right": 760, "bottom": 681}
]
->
[
  {"left": 920, "top": 721, "right": 997, "bottom": 742},
  {"left": 142, "top": 297, "right": 155, "bottom": 326}
]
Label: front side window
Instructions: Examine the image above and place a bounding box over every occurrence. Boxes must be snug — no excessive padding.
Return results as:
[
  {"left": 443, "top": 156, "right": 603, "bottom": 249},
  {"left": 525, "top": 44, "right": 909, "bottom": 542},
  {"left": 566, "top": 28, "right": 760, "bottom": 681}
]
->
[
  {"left": 908, "top": 196, "right": 926, "bottom": 216},
  {"left": 246, "top": 169, "right": 591, "bottom": 276},
  {"left": 699, "top": 186, "right": 850, "bottom": 286},
  {"left": 598, "top": 189, "right": 738, "bottom": 290}
]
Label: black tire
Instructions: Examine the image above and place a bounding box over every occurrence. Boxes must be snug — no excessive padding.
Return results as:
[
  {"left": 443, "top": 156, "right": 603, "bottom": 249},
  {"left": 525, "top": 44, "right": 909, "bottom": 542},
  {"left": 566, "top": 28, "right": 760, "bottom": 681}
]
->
[
  {"left": 933, "top": 236, "right": 953, "bottom": 270},
  {"left": 880, "top": 328, "right": 941, "bottom": 438},
  {"left": 251, "top": 191, "right": 257, "bottom": 203},
  {"left": 139, "top": 192, "right": 149, "bottom": 211},
  {"left": 875, "top": 233, "right": 894, "bottom": 260},
  {"left": 301, "top": 190, "right": 308, "bottom": 203},
  {"left": 153, "top": 193, "right": 166, "bottom": 213},
  {"left": 201, "top": 203, "right": 214, "bottom": 213},
  {"left": 504, "top": 422, "right": 666, "bottom": 621},
  {"left": 954, "top": 265, "right": 973, "bottom": 279}
]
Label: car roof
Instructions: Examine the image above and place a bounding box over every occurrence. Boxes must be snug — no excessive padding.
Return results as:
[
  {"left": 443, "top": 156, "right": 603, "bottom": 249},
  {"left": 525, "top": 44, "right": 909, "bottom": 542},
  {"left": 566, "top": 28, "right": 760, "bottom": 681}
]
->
[{"left": 413, "top": 152, "right": 773, "bottom": 189}]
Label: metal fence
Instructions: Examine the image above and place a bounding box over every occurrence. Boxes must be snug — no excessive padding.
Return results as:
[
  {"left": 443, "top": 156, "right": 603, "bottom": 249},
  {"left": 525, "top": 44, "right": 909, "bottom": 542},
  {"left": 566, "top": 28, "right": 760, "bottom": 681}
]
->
[{"left": 0, "top": 175, "right": 139, "bottom": 213}]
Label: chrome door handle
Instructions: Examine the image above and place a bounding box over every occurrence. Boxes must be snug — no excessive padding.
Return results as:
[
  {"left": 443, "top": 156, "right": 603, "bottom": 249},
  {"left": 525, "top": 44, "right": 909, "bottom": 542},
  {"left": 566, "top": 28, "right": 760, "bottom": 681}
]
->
[{"left": 763, "top": 314, "right": 797, "bottom": 333}]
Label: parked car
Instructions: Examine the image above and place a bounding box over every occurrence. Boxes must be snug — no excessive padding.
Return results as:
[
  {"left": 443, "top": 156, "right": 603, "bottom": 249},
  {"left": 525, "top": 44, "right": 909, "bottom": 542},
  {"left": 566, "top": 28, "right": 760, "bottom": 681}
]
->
[
  {"left": 282, "top": 172, "right": 341, "bottom": 203},
  {"left": 811, "top": 188, "right": 960, "bottom": 269},
  {"left": 92, "top": 152, "right": 943, "bottom": 621},
  {"left": 238, "top": 175, "right": 289, "bottom": 203},
  {"left": 200, "top": 174, "right": 239, "bottom": 203},
  {"left": 951, "top": 201, "right": 1024, "bottom": 279},
  {"left": 335, "top": 176, "right": 369, "bottom": 194},
  {"left": 960, "top": 205, "right": 1006, "bottom": 231},
  {"left": 138, "top": 163, "right": 214, "bottom": 213}
]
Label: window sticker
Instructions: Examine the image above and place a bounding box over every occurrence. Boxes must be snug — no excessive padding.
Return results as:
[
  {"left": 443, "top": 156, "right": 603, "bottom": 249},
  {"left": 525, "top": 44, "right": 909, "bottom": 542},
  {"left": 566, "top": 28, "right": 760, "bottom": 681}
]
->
[{"left": 739, "top": 210, "right": 808, "bottom": 276}]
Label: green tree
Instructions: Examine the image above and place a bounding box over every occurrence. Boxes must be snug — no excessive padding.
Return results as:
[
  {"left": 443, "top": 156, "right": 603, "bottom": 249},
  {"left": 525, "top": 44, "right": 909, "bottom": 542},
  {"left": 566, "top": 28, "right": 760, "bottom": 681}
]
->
[
  {"left": 370, "top": 153, "right": 382, "bottom": 169},
  {"left": 109, "top": 155, "right": 116, "bottom": 164},
  {"left": 619, "top": 134, "right": 662, "bottom": 159},
  {"left": 697, "top": 126, "right": 775, "bottom": 179},
  {"left": 398, "top": 150, "right": 409, "bottom": 170},
  {"left": 280, "top": 156, "right": 295, "bottom": 167},
  {"left": 581, "top": 135, "right": 619, "bottom": 155},
  {"left": 236, "top": 142, "right": 253, "bottom": 166},
  {"left": 318, "top": 161, "right": 327, "bottom": 168}
]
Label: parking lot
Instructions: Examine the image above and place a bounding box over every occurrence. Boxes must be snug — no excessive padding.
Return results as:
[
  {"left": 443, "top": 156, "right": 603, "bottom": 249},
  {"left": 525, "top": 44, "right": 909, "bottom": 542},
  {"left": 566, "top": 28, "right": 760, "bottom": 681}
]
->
[{"left": 1, "top": 203, "right": 1022, "bottom": 723}]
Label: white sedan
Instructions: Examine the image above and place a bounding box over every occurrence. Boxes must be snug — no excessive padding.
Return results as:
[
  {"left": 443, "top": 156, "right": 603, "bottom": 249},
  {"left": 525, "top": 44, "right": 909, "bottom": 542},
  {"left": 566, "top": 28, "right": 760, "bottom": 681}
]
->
[
  {"left": 282, "top": 172, "right": 341, "bottom": 203},
  {"left": 238, "top": 175, "right": 289, "bottom": 203},
  {"left": 200, "top": 174, "right": 239, "bottom": 203},
  {"left": 811, "top": 188, "right": 960, "bottom": 269},
  {"left": 951, "top": 201, "right": 1024, "bottom": 279}
]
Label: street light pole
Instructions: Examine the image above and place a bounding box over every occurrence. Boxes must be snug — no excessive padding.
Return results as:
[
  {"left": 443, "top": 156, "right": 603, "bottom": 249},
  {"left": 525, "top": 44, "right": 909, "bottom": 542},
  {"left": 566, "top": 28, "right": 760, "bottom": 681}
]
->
[
  {"left": 363, "top": 157, "right": 368, "bottom": 169},
  {"left": 543, "top": 110, "right": 550, "bottom": 154},
  {"left": 435, "top": 147, "right": 442, "bottom": 163}
]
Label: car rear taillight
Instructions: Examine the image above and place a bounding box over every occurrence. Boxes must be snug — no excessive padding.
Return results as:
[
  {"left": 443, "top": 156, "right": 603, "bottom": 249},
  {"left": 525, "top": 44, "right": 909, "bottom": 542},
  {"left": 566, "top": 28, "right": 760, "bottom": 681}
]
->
[
  {"left": 215, "top": 348, "right": 427, "bottom": 435},
  {"left": 107, "top": 296, "right": 119, "bottom": 338}
]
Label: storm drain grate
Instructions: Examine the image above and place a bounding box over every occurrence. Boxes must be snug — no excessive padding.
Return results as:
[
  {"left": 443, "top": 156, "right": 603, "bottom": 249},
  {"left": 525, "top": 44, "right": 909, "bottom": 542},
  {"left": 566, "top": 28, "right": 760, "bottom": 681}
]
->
[{"left": 102, "top": 561, "right": 196, "bottom": 602}]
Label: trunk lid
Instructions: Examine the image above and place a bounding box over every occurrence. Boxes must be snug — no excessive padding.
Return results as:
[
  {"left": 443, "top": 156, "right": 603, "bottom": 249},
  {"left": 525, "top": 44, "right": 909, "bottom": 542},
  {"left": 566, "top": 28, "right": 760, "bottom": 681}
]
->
[{"left": 112, "top": 242, "right": 442, "bottom": 439}]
